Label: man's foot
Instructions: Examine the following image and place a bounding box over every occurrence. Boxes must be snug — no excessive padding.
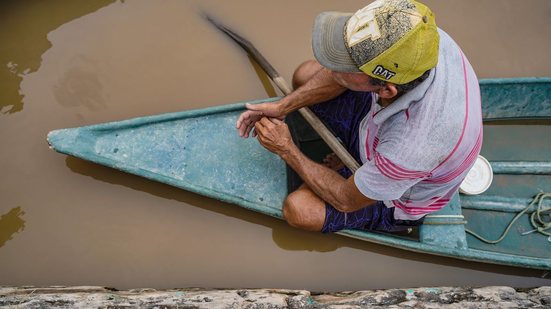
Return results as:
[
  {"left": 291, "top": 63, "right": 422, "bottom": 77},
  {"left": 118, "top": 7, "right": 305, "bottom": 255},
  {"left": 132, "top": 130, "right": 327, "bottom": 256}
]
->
[{"left": 322, "top": 153, "right": 345, "bottom": 171}]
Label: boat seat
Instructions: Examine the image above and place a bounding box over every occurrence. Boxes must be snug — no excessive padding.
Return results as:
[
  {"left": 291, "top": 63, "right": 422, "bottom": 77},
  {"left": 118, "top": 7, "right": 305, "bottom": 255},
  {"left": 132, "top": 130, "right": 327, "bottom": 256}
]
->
[{"left": 419, "top": 192, "right": 468, "bottom": 249}]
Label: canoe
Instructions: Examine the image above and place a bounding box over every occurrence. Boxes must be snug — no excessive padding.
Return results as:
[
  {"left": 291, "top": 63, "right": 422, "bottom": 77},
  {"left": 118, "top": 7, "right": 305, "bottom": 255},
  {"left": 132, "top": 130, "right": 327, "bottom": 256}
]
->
[{"left": 47, "top": 77, "right": 551, "bottom": 269}]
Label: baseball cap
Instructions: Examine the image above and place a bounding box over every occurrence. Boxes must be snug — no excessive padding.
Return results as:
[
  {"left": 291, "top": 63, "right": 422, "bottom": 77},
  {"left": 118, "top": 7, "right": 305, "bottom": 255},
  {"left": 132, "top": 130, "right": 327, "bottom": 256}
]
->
[{"left": 312, "top": 0, "right": 439, "bottom": 84}]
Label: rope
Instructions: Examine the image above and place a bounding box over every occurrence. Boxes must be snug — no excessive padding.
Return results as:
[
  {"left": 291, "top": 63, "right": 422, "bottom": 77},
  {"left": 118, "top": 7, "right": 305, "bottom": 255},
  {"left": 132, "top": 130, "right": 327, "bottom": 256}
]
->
[
  {"left": 465, "top": 192, "right": 551, "bottom": 244},
  {"left": 530, "top": 193, "right": 551, "bottom": 237}
]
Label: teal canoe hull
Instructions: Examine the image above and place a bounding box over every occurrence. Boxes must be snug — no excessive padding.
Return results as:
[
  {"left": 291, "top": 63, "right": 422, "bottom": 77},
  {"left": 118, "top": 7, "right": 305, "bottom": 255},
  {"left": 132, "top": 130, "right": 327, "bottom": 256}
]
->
[{"left": 47, "top": 77, "right": 551, "bottom": 270}]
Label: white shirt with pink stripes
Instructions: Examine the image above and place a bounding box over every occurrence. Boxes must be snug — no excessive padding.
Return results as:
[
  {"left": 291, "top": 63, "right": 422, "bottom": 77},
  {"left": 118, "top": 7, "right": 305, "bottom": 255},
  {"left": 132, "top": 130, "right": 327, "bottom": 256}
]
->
[{"left": 354, "top": 29, "right": 483, "bottom": 221}]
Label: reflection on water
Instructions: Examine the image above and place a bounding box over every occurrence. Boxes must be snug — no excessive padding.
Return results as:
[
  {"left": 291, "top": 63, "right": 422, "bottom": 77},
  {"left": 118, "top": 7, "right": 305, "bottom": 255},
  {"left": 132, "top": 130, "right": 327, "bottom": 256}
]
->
[
  {"left": 0, "top": 207, "right": 25, "bottom": 248},
  {"left": 53, "top": 55, "right": 107, "bottom": 111},
  {"left": 0, "top": 0, "right": 115, "bottom": 114},
  {"left": 66, "top": 157, "right": 342, "bottom": 254},
  {"left": 64, "top": 156, "right": 279, "bottom": 229}
]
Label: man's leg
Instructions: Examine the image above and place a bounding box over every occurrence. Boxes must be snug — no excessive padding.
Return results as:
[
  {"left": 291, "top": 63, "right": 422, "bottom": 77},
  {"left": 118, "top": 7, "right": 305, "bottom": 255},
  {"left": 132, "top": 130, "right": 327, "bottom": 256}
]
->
[
  {"left": 282, "top": 184, "right": 326, "bottom": 232},
  {"left": 284, "top": 60, "right": 376, "bottom": 233},
  {"left": 282, "top": 184, "right": 394, "bottom": 233}
]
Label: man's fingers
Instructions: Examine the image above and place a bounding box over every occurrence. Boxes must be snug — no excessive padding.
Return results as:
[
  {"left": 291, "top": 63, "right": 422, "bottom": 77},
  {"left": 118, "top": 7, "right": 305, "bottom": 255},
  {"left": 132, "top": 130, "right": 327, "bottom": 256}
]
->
[
  {"left": 237, "top": 103, "right": 283, "bottom": 138},
  {"left": 259, "top": 117, "right": 277, "bottom": 128},
  {"left": 237, "top": 110, "right": 264, "bottom": 136},
  {"left": 254, "top": 120, "right": 266, "bottom": 136},
  {"left": 239, "top": 126, "right": 247, "bottom": 138},
  {"left": 236, "top": 111, "right": 251, "bottom": 128},
  {"left": 246, "top": 102, "right": 283, "bottom": 119},
  {"left": 271, "top": 118, "right": 285, "bottom": 125},
  {"left": 254, "top": 119, "right": 264, "bottom": 130},
  {"left": 245, "top": 123, "right": 256, "bottom": 138},
  {"left": 238, "top": 118, "right": 247, "bottom": 137},
  {"left": 245, "top": 102, "right": 266, "bottom": 112},
  {"left": 240, "top": 117, "right": 257, "bottom": 137},
  {"left": 260, "top": 117, "right": 286, "bottom": 127}
]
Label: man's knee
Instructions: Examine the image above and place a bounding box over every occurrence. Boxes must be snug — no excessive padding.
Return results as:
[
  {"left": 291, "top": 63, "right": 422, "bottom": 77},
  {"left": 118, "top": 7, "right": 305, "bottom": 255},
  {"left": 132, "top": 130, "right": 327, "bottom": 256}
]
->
[
  {"left": 292, "top": 60, "right": 324, "bottom": 89},
  {"left": 282, "top": 190, "right": 325, "bottom": 232}
]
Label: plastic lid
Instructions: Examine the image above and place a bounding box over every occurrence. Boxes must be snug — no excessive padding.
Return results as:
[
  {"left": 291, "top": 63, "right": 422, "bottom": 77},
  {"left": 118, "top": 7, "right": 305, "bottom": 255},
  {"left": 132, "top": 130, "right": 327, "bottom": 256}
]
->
[{"left": 459, "top": 155, "right": 493, "bottom": 195}]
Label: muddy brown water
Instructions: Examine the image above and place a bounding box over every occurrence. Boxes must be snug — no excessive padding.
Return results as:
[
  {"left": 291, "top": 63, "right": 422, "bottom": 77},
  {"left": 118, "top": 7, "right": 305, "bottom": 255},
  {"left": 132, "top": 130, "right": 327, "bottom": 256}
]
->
[{"left": 1, "top": 0, "right": 551, "bottom": 291}]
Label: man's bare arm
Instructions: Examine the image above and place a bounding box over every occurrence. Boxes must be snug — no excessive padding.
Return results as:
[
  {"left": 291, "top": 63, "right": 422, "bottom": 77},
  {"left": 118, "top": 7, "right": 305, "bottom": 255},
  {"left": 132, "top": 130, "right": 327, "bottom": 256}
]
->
[
  {"left": 254, "top": 117, "right": 376, "bottom": 212},
  {"left": 236, "top": 68, "right": 346, "bottom": 138},
  {"left": 277, "top": 67, "right": 346, "bottom": 114}
]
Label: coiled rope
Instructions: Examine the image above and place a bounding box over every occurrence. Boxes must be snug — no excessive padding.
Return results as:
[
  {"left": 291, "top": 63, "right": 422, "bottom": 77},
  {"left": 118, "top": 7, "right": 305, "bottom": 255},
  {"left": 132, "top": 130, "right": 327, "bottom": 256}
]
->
[{"left": 465, "top": 192, "right": 551, "bottom": 244}]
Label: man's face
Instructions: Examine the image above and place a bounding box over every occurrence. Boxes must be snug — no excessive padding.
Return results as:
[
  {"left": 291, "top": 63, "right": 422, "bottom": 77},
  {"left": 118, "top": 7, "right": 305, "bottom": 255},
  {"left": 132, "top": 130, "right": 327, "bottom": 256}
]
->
[{"left": 331, "top": 71, "right": 381, "bottom": 92}]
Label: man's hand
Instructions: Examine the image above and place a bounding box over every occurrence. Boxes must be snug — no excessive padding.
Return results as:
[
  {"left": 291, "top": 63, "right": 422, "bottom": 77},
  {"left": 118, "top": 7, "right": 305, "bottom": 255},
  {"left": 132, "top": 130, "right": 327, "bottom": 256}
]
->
[
  {"left": 255, "top": 117, "right": 375, "bottom": 213},
  {"left": 236, "top": 102, "right": 284, "bottom": 138},
  {"left": 254, "top": 117, "right": 295, "bottom": 156}
]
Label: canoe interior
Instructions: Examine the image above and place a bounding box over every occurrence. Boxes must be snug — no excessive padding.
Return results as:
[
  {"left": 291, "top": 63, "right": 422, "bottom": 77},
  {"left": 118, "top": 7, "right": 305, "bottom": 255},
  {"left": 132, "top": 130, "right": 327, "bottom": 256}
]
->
[
  {"left": 47, "top": 78, "right": 551, "bottom": 269},
  {"left": 462, "top": 122, "right": 551, "bottom": 258},
  {"left": 47, "top": 101, "right": 289, "bottom": 218}
]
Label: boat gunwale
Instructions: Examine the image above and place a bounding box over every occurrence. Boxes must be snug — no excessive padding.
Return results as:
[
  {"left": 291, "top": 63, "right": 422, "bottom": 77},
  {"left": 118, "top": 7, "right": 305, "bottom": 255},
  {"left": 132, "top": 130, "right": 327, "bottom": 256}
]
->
[{"left": 479, "top": 77, "right": 551, "bottom": 85}]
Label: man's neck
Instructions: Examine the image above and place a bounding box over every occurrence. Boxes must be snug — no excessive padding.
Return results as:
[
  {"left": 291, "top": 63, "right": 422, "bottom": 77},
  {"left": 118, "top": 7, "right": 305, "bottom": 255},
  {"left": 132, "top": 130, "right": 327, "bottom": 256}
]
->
[{"left": 379, "top": 94, "right": 401, "bottom": 108}]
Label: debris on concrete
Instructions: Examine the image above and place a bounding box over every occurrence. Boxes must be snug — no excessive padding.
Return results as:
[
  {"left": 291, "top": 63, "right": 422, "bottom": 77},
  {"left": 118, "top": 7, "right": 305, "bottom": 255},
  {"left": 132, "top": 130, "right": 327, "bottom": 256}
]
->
[{"left": 1, "top": 285, "right": 550, "bottom": 308}]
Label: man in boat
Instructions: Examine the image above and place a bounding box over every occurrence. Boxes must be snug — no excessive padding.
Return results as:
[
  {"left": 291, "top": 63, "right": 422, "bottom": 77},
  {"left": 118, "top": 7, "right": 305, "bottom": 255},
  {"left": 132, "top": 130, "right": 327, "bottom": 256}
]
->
[{"left": 236, "top": 0, "right": 482, "bottom": 233}]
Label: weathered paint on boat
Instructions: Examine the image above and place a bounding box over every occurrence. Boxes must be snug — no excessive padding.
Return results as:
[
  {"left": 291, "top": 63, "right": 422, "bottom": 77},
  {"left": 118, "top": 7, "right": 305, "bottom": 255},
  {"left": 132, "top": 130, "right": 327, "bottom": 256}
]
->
[
  {"left": 480, "top": 77, "right": 551, "bottom": 120},
  {"left": 47, "top": 77, "right": 551, "bottom": 269}
]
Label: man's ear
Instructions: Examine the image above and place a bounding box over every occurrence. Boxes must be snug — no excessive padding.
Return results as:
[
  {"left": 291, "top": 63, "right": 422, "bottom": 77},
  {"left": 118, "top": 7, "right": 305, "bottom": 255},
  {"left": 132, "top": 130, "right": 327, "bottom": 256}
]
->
[{"left": 377, "top": 83, "right": 398, "bottom": 99}]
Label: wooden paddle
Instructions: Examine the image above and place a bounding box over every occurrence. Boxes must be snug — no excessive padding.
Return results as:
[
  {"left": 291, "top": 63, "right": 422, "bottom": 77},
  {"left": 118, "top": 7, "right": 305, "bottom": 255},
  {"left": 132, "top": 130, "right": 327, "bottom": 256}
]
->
[{"left": 205, "top": 15, "right": 361, "bottom": 172}]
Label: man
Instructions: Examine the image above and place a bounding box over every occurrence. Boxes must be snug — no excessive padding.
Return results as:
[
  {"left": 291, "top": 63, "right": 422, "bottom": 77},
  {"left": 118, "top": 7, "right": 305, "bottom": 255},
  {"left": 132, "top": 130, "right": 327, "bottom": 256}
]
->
[{"left": 236, "top": 0, "right": 482, "bottom": 233}]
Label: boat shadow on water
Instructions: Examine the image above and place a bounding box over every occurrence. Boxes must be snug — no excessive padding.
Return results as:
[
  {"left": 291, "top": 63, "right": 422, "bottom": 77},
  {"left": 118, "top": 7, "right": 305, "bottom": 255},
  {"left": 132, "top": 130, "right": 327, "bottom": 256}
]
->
[{"left": 65, "top": 156, "right": 549, "bottom": 280}]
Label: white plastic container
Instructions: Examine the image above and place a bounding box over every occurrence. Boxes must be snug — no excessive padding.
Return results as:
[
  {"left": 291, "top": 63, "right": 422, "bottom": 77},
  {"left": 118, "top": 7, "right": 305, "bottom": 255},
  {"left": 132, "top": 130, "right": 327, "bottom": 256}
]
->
[{"left": 459, "top": 155, "right": 493, "bottom": 195}]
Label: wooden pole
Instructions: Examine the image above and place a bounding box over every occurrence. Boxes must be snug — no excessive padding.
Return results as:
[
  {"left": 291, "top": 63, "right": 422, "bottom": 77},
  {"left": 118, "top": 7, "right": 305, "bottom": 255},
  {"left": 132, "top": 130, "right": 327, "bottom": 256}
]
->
[{"left": 206, "top": 16, "right": 361, "bottom": 172}]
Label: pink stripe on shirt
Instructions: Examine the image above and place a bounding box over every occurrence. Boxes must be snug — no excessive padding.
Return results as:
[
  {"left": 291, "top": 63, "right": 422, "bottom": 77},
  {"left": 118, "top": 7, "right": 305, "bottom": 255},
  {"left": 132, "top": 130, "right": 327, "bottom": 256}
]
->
[{"left": 375, "top": 153, "right": 431, "bottom": 180}]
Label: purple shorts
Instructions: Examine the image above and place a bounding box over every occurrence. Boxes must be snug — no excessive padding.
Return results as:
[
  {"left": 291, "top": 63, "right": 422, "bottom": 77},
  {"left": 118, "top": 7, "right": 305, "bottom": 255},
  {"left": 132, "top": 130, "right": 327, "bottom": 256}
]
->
[{"left": 309, "top": 91, "right": 423, "bottom": 233}]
